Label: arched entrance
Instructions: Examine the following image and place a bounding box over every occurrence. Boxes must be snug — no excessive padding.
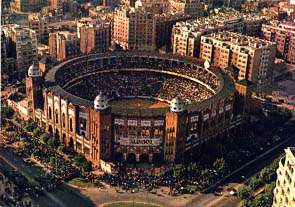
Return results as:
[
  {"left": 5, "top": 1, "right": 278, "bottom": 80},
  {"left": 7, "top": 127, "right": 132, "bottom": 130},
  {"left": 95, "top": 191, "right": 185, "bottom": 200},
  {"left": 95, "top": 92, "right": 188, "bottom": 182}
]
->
[
  {"left": 152, "top": 153, "right": 162, "bottom": 163},
  {"left": 127, "top": 153, "right": 136, "bottom": 163},
  {"left": 140, "top": 154, "right": 149, "bottom": 163},
  {"left": 48, "top": 125, "right": 53, "bottom": 134},
  {"left": 69, "top": 137, "right": 74, "bottom": 148},
  {"left": 55, "top": 129, "right": 60, "bottom": 139},
  {"left": 62, "top": 133, "right": 66, "bottom": 145}
]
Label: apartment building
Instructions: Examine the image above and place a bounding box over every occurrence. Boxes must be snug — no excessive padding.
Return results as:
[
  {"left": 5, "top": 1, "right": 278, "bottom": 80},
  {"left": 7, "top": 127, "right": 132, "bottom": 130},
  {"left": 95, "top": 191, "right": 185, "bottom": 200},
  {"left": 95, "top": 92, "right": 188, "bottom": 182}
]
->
[
  {"left": 49, "top": 31, "right": 80, "bottom": 62},
  {"left": 199, "top": 31, "right": 276, "bottom": 87},
  {"left": 113, "top": 6, "right": 188, "bottom": 51},
  {"left": 113, "top": 6, "right": 154, "bottom": 51},
  {"left": 172, "top": 12, "right": 266, "bottom": 58},
  {"left": 170, "top": 0, "right": 204, "bottom": 17},
  {"left": 80, "top": 22, "right": 111, "bottom": 54},
  {"left": 10, "top": 0, "right": 45, "bottom": 12},
  {"left": 135, "top": 0, "right": 170, "bottom": 14},
  {"left": 28, "top": 14, "right": 48, "bottom": 43},
  {"left": 262, "top": 21, "right": 295, "bottom": 64},
  {"left": 2, "top": 25, "right": 38, "bottom": 79},
  {"left": 273, "top": 147, "right": 295, "bottom": 207}
]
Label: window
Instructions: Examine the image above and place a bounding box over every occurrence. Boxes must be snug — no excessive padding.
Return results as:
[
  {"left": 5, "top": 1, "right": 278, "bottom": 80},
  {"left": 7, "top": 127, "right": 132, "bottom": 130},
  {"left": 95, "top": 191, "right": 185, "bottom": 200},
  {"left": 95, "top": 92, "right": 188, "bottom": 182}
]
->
[
  {"left": 55, "top": 110, "right": 58, "bottom": 124},
  {"left": 70, "top": 118, "right": 73, "bottom": 132},
  {"left": 62, "top": 113, "right": 65, "bottom": 128},
  {"left": 49, "top": 107, "right": 52, "bottom": 120}
]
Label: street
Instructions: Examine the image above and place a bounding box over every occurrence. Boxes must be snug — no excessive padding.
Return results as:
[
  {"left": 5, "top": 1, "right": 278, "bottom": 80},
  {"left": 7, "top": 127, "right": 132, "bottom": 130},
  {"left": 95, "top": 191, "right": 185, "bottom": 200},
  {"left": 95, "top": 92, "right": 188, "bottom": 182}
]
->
[
  {"left": 1, "top": 133, "right": 294, "bottom": 207},
  {"left": 0, "top": 140, "right": 95, "bottom": 207}
]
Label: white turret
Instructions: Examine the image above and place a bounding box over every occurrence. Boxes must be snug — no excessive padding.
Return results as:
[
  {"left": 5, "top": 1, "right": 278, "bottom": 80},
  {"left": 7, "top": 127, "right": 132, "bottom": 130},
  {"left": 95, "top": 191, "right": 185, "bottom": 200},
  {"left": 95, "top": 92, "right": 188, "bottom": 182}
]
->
[
  {"left": 28, "top": 62, "right": 40, "bottom": 78},
  {"left": 170, "top": 97, "right": 184, "bottom": 113},
  {"left": 94, "top": 92, "right": 108, "bottom": 111}
]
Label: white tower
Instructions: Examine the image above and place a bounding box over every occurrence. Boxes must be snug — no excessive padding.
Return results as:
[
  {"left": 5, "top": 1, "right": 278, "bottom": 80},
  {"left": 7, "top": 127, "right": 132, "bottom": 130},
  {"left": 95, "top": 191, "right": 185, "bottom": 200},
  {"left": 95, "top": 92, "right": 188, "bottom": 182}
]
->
[
  {"left": 170, "top": 97, "right": 184, "bottom": 113},
  {"left": 28, "top": 62, "right": 40, "bottom": 78},
  {"left": 94, "top": 92, "right": 108, "bottom": 111}
]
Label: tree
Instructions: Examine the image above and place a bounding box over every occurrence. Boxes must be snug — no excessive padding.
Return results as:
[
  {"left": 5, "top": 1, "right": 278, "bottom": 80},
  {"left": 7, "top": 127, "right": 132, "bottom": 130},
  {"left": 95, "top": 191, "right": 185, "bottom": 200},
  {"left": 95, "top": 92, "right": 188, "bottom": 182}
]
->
[
  {"left": 264, "top": 182, "right": 275, "bottom": 197},
  {"left": 49, "top": 156, "right": 55, "bottom": 165},
  {"left": 240, "top": 199, "right": 253, "bottom": 207},
  {"left": 259, "top": 167, "right": 276, "bottom": 184},
  {"left": 33, "top": 149, "right": 41, "bottom": 156},
  {"left": 201, "top": 169, "right": 209, "bottom": 177},
  {"left": 48, "top": 137, "right": 58, "bottom": 147},
  {"left": 24, "top": 121, "right": 37, "bottom": 132},
  {"left": 33, "top": 128, "right": 41, "bottom": 137},
  {"left": 1, "top": 107, "right": 14, "bottom": 119},
  {"left": 57, "top": 145, "right": 65, "bottom": 153},
  {"left": 173, "top": 164, "right": 185, "bottom": 179},
  {"left": 250, "top": 177, "right": 263, "bottom": 191},
  {"left": 81, "top": 161, "right": 92, "bottom": 172},
  {"left": 40, "top": 133, "right": 50, "bottom": 143},
  {"left": 253, "top": 194, "right": 268, "bottom": 207},
  {"left": 187, "top": 162, "right": 197, "bottom": 173},
  {"left": 237, "top": 187, "right": 249, "bottom": 200},
  {"left": 23, "top": 142, "right": 31, "bottom": 149},
  {"left": 74, "top": 155, "right": 87, "bottom": 167},
  {"left": 213, "top": 158, "right": 227, "bottom": 173}
]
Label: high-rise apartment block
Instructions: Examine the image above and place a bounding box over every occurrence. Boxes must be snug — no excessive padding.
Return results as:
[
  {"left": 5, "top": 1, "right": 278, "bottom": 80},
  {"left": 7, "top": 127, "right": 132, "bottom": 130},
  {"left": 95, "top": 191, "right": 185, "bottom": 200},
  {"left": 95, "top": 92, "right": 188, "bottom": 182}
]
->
[
  {"left": 10, "top": 0, "right": 45, "bottom": 12},
  {"left": 199, "top": 31, "right": 276, "bottom": 86},
  {"left": 172, "top": 12, "right": 266, "bottom": 58},
  {"left": 114, "top": 6, "right": 188, "bottom": 51},
  {"left": 170, "top": 0, "right": 204, "bottom": 17},
  {"left": 80, "top": 22, "right": 111, "bottom": 54},
  {"left": 273, "top": 147, "right": 295, "bottom": 207},
  {"left": 49, "top": 31, "right": 80, "bottom": 62},
  {"left": 50, "top": 0, "right": 63, "bottom": 19},
  {"left": 262, "top": 21, "right": 295, "bottom": 64},
  {"left": 135, "top": 0, "right": 170, "bottom": 14},
  {"left": 114, "top": 7, "right": 154, "bottom": 51},
  {"left": 2, "top": 25, "right": 38, "bottom": 79},
  {"left": 28, "top": 14, "right": 49, "bottom": 43}
]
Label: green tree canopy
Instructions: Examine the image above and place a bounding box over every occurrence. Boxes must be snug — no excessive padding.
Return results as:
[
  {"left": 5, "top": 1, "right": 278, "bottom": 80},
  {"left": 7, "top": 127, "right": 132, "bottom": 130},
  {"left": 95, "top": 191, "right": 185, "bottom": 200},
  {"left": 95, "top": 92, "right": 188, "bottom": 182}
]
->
[
  {"left": 240, "top": 198, "right": 253, "bottom": 207},
  {"left": 48, "top": 136, "right": 58, "bottom": 147},
  {"left": 249, "top": 177, "right": 263, "bottom": 191},
  {"left": 213, "top": 158, "right": 227, "bottom": 173},
  {"left": 40, "top": 133, "right": 50, "bottom": 143},
  {"left": 237, "top": 186, "right": 249, "bottom": 200},
  {"left": 259, "top": 167, "right": 276, "bottom": 184},
  {"left": 33, "top": 128, "right": 41, "bottom": 137},
  {"left": 1, "top": 107, "right": 14, "bottom": 119}
]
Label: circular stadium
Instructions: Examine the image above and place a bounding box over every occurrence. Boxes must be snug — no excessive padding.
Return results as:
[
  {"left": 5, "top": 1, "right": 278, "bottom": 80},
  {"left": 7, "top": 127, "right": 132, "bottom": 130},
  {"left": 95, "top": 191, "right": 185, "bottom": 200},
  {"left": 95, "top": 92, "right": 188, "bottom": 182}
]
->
[{"left": 41, "top": 51, "right": 235, "bottom": 164}]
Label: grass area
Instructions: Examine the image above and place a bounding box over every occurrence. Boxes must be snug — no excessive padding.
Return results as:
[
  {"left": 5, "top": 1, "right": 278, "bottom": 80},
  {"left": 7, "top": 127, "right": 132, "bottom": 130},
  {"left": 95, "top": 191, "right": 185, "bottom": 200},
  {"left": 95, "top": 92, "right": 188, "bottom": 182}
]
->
[
  {"left": 67, "top": 177, "right": 95, "bottom": 188},
  {"left": 184, "top": 184, "right": 199, "bottom": 192},
  {"left": 104, "top": 203, "right": 159, "bottom": 207}
]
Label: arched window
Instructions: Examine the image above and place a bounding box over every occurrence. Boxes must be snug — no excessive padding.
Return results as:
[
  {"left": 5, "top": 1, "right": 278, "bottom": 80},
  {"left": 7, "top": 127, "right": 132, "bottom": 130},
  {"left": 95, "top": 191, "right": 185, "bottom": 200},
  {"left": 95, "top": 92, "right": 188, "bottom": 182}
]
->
[
  {"left": 49, "top": 107, "right": 52, "bottom": 120},
  {"left": 62, "top": 113, "right": 66, "bottom": 128},
  {"left": 55, "top": 109, "right": 58, "bottom": 124},
  {"left": 70, "top": 118, "right": 73, "bottom": 132}
]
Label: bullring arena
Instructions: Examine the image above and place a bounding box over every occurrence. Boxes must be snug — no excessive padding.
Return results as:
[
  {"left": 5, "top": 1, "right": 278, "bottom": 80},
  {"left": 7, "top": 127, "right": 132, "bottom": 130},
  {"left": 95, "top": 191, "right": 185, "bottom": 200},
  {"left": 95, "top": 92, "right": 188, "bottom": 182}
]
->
[{"left": 26, "top": 51, "right": 237, "bottom": 166}]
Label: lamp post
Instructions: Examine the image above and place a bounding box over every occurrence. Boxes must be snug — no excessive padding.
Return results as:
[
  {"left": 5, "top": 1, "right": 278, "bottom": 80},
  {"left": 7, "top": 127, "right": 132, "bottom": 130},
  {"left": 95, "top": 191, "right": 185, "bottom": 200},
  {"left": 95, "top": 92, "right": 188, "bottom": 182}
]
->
[{"left": 241, "top": 175, "right": 249, "bottom": 185}]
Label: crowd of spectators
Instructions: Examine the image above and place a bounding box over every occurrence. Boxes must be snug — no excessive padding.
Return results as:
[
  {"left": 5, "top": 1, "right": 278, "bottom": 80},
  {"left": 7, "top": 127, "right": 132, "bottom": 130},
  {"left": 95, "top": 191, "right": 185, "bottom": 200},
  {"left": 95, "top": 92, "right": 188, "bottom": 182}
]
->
[
  {"left": 56, "top": 56, "right": 220, "bottom": 104},
  {"left": 66, "top": 71, "right": 214, "bottom": 104}
]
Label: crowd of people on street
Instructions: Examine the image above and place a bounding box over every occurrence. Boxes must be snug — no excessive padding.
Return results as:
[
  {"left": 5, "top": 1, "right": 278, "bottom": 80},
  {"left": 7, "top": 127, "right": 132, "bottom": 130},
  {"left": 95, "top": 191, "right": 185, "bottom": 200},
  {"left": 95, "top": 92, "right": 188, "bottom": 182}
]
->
[
  {"left": 3, "top": 120, "right": 80, "bottom": 181},
  {"left": 98, "top": 162, "right": 219, "bottom": 195}
]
